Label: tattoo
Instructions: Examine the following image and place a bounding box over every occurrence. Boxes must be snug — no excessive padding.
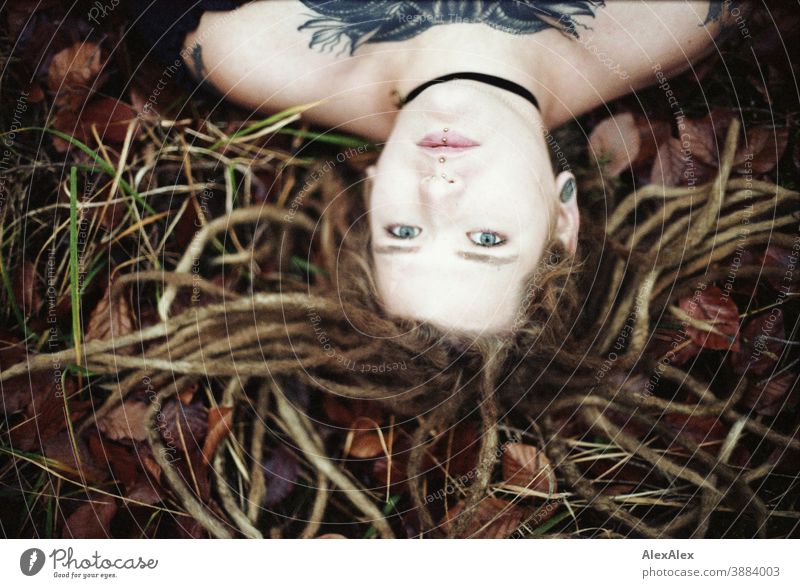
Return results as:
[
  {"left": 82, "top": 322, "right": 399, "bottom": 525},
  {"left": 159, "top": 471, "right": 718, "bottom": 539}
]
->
[
  {"left": 298, "top": 1, "right": 604, "bottom": 55},
  {"left": 186, "top": 42, "right": 224, "bottom": 96},
  {"left": 190, "top": 43, "right": 206, "bottom": 81},
  {"left": 703, "top": 1, "right": 751, "bottom": 40}
]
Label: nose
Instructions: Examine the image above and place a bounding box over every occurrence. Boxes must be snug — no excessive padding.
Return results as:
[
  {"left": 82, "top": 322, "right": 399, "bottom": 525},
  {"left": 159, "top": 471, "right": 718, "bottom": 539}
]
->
[{"left": 419, "top": 172, "right": 462, "bottom": 201}]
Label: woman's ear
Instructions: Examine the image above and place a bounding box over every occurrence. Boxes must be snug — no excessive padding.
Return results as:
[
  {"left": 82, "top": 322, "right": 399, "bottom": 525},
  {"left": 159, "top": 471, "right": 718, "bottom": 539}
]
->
[{"left": 554, "top": 171, "right": 580, "bottom": 255}]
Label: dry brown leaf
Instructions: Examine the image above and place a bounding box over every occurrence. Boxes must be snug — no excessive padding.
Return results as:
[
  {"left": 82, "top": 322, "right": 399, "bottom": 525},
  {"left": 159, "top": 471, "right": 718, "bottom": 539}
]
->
[
  {"left": 346, "top": 416, "right": 390, "bottom": 459},
  {"left": 62, "top": 497, "right": 117, "bottom": 538},
  {"left": 682, "top": 117, "right": 719, "bottom": 166},
  {"left": 263, "top": 445, "right": 300, "bottom": 507},
  {"left": 501, "top": 443, "right": 556, "bottom": 495},
  {"left": 202, "top": 406, "right": 234, "bottom": 463},
  {"left": 632, "top": 116, "right": 672, "bottom": 168},
  {"left": 589, "top": 112, "right": 641, "bottom": 177},
  {"left": 650, "top": 137, "right": 685, "bottom": 187},
  {"left": 741, "top": 372, "right": 799, "bottom": 417},
  {"left": 97, "top": 401, "right": 149, "bottom": 442},
  {"left": 12, "top": 260, "right": 41, "bottom": 316},
  {"left": 678, "top": 285, "right": 740, "bottom": 351},
  {"left": 47, "top": 41, "right": 104, "bottom": 110},
  {"left": 442, "top": 498, "right": 527, "bottom": 538},
  {"left": 734, "top": 126, "right": 789, "bottom": 174},
  {"left": 731, "top": 311, "right": 786, "bottom": 376},
  {"left": 85, "top": 281, "right": 135, "bottom": 344}
]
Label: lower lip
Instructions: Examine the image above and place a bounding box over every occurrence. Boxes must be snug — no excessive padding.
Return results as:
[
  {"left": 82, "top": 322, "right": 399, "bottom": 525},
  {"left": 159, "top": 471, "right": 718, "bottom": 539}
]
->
[{"left": 417, "top": 131, "right": 480, "bottom": 149}]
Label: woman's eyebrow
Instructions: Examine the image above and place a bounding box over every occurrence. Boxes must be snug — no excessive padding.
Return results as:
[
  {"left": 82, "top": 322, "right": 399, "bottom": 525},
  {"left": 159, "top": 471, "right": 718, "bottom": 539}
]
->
[
  {"left": 458, "top": 251, "right": 519, "bottom": 266},
  {"left": 374, "top": 245, "right": 518, "bottom": 266}
]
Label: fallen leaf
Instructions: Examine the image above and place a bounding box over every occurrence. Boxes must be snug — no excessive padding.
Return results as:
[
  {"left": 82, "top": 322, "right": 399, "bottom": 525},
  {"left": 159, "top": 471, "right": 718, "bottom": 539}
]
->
[
  {"left": 202, "top": 406, "right": 233, "bottom": 463},
  {"left": 0, "top": 332, "right": 42, "bottom": 414},
  {"left": 651, "top": 136, "right": 717, "bottom": 187},
  {"left": 323, "top": 394, "right": 383, "bottom": 427},
  {"left": 442, "top": 498, "right": 526, "bottom": 538},
  {"left": 87, "top": 434, "right": 140, "bottom": 487},
  {"left": 734, "top": 126, "right": 789, "bottom": 173},
  {"left": 47, "top": 41, "right": 104, "bottom": 111},
  {"left": 663, "top": 413, "right": 728, "bottom": 448},
  {"left": 501, "top": 443, "right": 556, "bottom": 495},
  {"left": 681, "top": 117, "right": 718, "bottom": 166},
  {"left": 61, "top": 496, "right": 117, "bottom": 538},
  {"left": 97, "top": 401, "right": 149, "bottom": 442},
  {"left": 346, "top": 416, "right": 389, "bottom": 459},
  {"left": 158, "top": 399, "right": 207, "bottom": 445},
  {"left": 262, "top": 445, "right": 300, "bottom": 507},
  {"left": 740, "top": 372, "right": 799, "bottom": 417},
  {"left": 589, "top": 112, "right": 641, "bottom": 177},
  {"left": 76, "top": 98, "right": 140, "bottom": 145},
  {"left": 762, "top": 246, "right": 798, "bottom": 291},
  {"left": 426, "top": 422, "right": 480, "bottom": 479},
  {"left": 10, "top": 382, "right": 86, "bottom": 452},
  {"left": 42, "top": 431, "right": 106, "bottom": 484},
  {"left": 11, "top": 260, "right": 41, "bottom": 316},
  {"left": 731, "top": 310, "right": 786, "bottom": 376},
  {"left": 678, "top": 285, "right": 741, "bottom": 351},
  {"left": 85, "top": 281, "right": 135, "bottom": 345},
  {"left": 649, "top": 137, "right": 685, "bottom": 187}
]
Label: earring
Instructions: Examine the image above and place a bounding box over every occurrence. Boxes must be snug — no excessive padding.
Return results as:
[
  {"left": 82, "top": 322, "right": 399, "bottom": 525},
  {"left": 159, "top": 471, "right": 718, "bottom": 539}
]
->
[{"left": 560, "top": 176, "right": 576, "bottom": 203}]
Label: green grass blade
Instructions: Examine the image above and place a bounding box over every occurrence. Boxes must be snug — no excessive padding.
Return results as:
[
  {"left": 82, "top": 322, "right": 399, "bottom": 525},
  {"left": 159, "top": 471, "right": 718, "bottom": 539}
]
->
[
  {"left": 69, "top": 166, "right": 82, "bottom": 367},
  {"left": 23, "top": 126, "right": 156, "bottom": 215}
]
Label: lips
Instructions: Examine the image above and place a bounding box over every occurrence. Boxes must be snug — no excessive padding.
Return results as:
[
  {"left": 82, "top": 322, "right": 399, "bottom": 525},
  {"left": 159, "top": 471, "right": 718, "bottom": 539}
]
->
[{"left": 417, "top": 131, "right": 480, "bottom": 149}]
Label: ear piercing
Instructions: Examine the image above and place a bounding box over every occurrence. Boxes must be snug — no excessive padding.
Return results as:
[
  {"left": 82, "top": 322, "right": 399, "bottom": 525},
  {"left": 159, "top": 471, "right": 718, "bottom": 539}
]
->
[{"left": 560, "top": 176, "right": 577, "bottom": 203}]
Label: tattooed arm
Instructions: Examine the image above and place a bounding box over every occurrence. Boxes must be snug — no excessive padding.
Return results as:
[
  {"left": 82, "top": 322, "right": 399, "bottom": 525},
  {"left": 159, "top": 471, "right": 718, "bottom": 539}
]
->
[{"left": 182, "top": 41, "right": 225, "bottom": 97}]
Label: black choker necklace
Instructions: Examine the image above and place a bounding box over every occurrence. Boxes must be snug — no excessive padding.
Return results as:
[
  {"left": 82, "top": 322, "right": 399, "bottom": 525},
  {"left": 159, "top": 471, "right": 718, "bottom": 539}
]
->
[{"left": 399, "top": 71, "right": 539, "bottom": 110}]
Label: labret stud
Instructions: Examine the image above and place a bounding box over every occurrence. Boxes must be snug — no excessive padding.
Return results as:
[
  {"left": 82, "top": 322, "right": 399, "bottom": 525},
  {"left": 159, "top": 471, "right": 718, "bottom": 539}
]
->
[
  {"left": 438, "top": 156, "right": 446, "bottom": 163},
  {"left": 443, "top": 127, "right": 449, "bottom": 132}
]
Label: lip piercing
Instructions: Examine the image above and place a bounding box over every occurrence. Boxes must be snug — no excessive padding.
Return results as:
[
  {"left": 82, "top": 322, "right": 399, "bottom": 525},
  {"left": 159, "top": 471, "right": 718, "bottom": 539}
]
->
[
  {"left": 438, "top": 156, "right": 446, "bottom": 163},
  {"left": 443, "top": 127, "right": 449, "bottom": 132},
  {"left": 441, "top": 137, "right": 447, "bottom": 143}
]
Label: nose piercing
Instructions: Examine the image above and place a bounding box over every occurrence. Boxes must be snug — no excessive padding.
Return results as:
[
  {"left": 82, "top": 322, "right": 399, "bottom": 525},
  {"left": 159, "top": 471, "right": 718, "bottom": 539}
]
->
[
  {"left": 443, "top": 127, "right": 449, "bottom": 132},
  {"left": 438, "top": 156, "right": 446, "bottom": 163}
]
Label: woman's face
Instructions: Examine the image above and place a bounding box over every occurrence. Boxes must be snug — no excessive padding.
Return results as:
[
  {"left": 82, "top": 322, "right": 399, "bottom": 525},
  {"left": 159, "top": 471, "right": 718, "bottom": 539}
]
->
[{"left": 367, "top": 82, "right": 579, "bottom": 334}]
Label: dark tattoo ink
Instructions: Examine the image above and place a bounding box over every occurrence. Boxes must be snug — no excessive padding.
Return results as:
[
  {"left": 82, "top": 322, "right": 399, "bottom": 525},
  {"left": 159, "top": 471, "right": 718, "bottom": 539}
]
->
[
  {"left": 298, "top": 1, "right": 604, "bottom": 55},
  {"left": 703, "top": 1, "right": 751, "bottom": 41},
  {"left": 190, "top": 43, "right": 206, "bottom": 80},
  {"left": 186, "top": 42, "right": 225, "bottom": 97}
]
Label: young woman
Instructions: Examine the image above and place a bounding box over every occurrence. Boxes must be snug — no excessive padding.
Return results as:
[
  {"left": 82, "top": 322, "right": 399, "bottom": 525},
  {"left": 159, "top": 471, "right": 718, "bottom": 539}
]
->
[{"left": 130, "top": 1, "right": 745, "bottom": 335}]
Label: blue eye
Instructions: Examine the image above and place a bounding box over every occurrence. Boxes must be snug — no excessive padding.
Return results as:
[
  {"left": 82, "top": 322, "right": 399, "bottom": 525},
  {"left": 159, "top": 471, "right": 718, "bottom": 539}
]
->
[
  {"left": 387, "top": 225, "right": 421, "bottom": 239},
  {"left": 468, "top": 231, "right": 506, "bottom": 247}
]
